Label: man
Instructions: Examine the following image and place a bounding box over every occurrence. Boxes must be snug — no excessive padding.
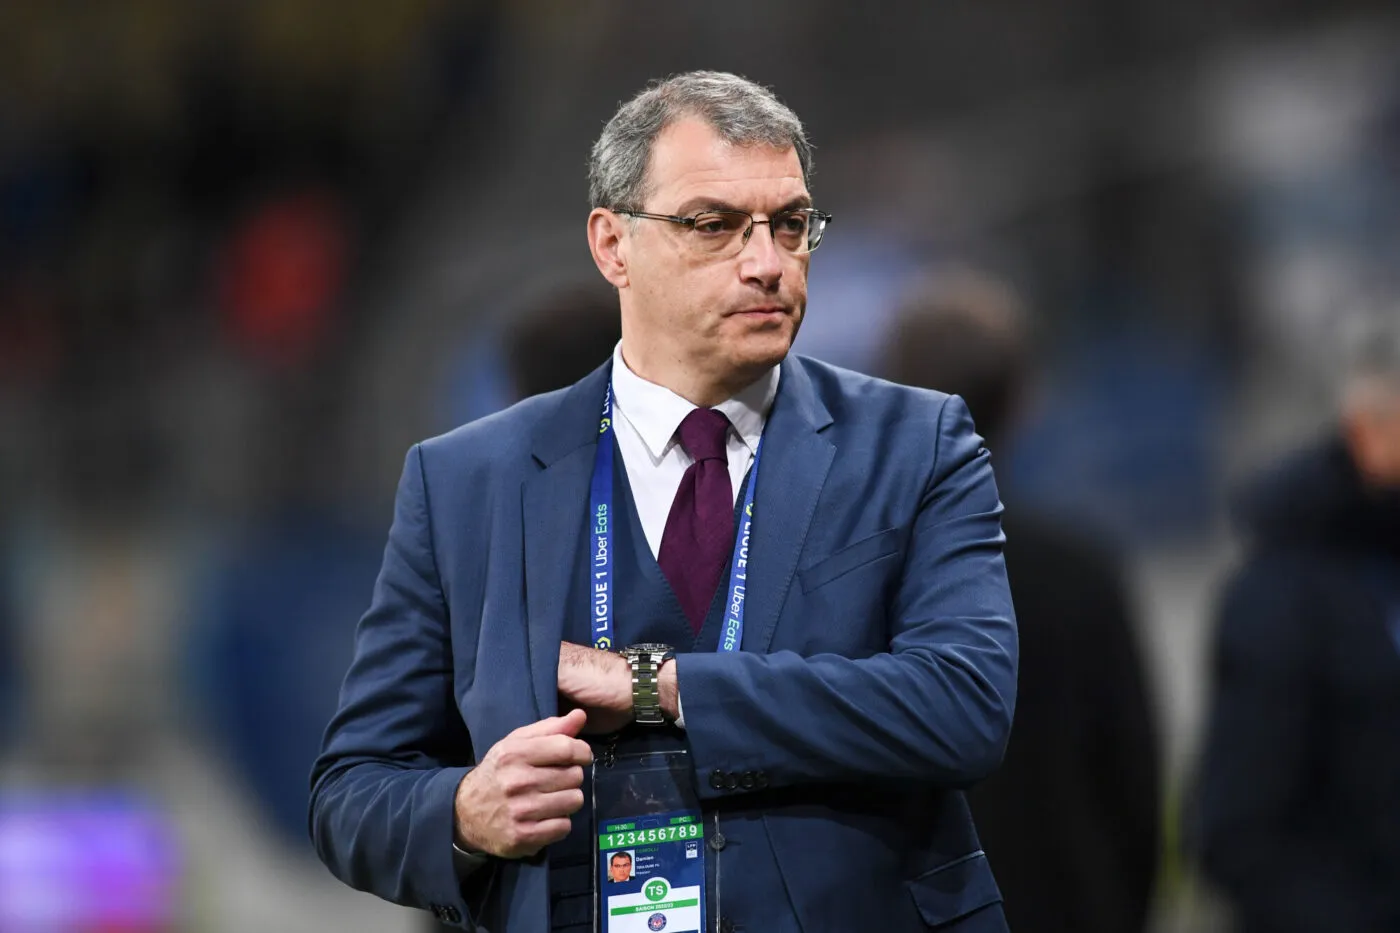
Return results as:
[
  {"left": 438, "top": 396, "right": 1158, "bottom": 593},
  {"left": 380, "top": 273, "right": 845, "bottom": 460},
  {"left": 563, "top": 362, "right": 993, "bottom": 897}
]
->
[
  {"left": 311, "top": 71, "right": 1017, "bottom": 932},
  {"left": 608, "top": 852, "right": 633, "bottom": 884},
  {"left": 882, "top": 270, "right": 1161, "bottom": 933},
  {"left": 1196, "top": 315, "right": 1400, "bottom": 932}
]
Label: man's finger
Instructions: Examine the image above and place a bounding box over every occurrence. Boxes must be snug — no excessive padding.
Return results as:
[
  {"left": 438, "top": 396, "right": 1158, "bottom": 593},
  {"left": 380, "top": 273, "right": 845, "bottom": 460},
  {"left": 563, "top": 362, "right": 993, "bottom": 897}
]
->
[
  {"left": 519, "top": 817, "right": 574, "bottom": 852},
  {"left": 518, "top": 788, "right": 586, "bottom": 821},
  {"left": 532, "top": 765, "right": 586, "bottom": 793},
  {"left": 520, "top": 733, "right": 594, "bottom": 767},
  {"left": 509, "top": 708, "right": 588, "bottom": 740}
]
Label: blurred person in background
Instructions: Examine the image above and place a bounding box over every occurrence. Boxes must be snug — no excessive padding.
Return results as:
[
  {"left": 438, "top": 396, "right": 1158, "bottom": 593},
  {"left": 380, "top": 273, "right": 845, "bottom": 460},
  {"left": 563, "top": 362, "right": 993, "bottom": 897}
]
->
[
  {"left": 502, "top": 284, "right": 623, "bottom": 401},
  {"left": 882, "top": 269, "right": 1161, "bottom": 933},
  {"left": 1196, "top": 313, "right": 1400, "bottom": 933},
  {"left": 312, "top": 71, "right": 1018, "bottom": 932}
]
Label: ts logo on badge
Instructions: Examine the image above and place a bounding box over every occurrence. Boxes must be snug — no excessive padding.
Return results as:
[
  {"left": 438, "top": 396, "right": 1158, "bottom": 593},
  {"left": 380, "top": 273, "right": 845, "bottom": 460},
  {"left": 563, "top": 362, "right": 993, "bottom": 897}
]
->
[{"left": 648, "top": 914, "right": 667, "bottom": 931}]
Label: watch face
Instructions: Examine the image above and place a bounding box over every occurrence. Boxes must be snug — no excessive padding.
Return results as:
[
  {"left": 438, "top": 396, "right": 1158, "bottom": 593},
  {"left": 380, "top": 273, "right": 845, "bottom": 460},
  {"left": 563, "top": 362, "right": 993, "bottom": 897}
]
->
[{"left": 625, "top": 643, "right": 673, "bottom": 656}]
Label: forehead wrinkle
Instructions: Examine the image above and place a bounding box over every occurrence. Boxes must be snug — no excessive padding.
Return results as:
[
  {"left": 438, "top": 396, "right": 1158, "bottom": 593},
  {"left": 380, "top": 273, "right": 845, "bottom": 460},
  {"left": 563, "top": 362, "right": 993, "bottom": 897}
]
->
[{"left": 660, "top": 169, "right": 809, "bottom": 216}]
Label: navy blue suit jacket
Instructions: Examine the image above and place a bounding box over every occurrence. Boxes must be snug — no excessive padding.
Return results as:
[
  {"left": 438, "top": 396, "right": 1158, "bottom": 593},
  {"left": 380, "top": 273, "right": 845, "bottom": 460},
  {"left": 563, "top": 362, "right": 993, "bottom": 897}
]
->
[{"left": 310, "top": 355, "right": 1018, "bottom": 931}]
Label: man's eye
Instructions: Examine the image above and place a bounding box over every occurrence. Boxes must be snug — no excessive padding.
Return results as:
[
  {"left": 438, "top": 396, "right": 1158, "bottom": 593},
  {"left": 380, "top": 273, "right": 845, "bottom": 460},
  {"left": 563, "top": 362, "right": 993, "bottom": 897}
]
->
[{"left": 692, "top": 213, "right": 745, "bottom": 236}]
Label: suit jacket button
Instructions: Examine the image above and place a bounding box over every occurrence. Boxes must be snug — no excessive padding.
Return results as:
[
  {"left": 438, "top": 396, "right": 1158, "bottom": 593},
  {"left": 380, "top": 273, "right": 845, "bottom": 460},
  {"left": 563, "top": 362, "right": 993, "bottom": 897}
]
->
[
  {"left": 719, "top": 918, "right": 736, "bottom": 933},
  {"left": 443, "top": 906, "right": 462, "bottom": 924},
  {"left": 754, "top": 771, "right": 770, "bottom": 789},
  {"left": 723, "top": 772, "right": 738, "bottom": 790},
  {"left": 428, "top": 905, "right": 443, "bottom": 920},
  {"left": 738, "top": 771, "right": 756, "bottom": 790},
  {"left": 708, "top": 831, "right": 727, "bottom": 851},
  {"left": 709, "top": 769, "right": 728, "bottom": 790}
]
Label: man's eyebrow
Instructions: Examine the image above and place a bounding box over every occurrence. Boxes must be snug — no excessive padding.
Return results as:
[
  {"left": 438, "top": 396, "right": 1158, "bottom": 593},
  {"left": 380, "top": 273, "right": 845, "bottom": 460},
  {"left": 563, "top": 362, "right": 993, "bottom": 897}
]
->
[
  {"left": 777, "top": 195, "right": 814, "bottom": 213},
  {"left": 673, "top": 195, "right": 814, "bottom": 215},
  {"left": 674, "top": 196, "right": 738, "bottom": 215}
]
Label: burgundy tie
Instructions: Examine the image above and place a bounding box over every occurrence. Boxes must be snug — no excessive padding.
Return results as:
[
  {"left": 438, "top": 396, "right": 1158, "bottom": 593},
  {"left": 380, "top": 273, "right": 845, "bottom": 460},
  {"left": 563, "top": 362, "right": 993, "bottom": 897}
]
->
[{"left": 658, "top": 408, "right": 734, "bottom": 633}]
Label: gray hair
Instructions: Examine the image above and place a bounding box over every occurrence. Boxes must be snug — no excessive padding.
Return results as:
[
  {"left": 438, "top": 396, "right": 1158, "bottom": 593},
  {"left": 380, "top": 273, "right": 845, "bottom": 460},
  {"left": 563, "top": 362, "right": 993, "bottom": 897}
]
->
[
  {"left": 588, "top": 71, "right": 813, "bottom": 211},
  {"left": 1339, "top": 310, "right": 1400, "bottom": 411}
]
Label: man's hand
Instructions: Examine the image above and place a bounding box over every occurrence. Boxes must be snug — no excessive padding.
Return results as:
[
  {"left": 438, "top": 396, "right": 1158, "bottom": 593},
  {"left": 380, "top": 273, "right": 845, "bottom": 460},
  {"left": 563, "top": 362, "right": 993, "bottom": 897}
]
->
[
  {"left": 659, "top": 659, "right": 679, "bottom": 722},
  {"left": 558, "top": 642, "right": 632, "bottom": 734},
  {"left": 453, "top": 709, "right": 592, "bottom": 859}
]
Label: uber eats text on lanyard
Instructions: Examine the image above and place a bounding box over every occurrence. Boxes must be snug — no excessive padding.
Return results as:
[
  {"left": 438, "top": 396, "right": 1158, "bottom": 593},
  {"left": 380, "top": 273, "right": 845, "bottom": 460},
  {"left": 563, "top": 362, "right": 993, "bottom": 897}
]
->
[{"left": 589, "top": 382, "right": 760, "bottom": 652}]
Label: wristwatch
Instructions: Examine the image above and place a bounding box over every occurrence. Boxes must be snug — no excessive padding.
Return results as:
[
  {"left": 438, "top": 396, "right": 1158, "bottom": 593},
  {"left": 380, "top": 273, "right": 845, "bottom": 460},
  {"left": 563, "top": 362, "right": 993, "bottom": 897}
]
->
[{"left": 618, "top": 643, "right": 676, "bottom": 725}]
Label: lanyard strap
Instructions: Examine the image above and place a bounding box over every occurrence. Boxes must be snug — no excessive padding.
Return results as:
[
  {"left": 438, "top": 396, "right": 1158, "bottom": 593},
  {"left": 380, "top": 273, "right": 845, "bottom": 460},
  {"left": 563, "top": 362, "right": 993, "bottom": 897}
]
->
[{"left": 590, "top": 383, "right": 760, "bottom": 652}]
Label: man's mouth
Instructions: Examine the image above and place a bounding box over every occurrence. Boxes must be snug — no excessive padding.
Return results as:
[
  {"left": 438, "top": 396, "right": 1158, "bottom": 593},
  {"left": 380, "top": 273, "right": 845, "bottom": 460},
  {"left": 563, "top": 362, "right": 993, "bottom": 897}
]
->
[{"left": 729, "top": 305, "right": 787, "bottom": 317}]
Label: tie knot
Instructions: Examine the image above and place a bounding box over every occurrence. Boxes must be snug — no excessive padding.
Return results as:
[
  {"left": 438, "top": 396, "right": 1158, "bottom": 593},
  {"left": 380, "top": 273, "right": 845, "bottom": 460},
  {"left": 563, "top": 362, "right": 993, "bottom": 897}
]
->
[{"left": 677, "top": 408, "right": 731, "bottom": 462}]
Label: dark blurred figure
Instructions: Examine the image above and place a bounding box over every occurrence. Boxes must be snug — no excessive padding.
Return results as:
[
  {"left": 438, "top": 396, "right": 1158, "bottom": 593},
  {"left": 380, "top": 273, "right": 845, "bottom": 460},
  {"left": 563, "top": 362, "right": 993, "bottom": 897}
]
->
[
  {"left": 882, "top": 269, "right": 1161, "bottom": 933},
  {"left": 1196, "top": 315, "right": 1400, "bottom": 933},
  {"left": 502, "top": 283, "right": 623, "bottom": 401},
  {"left": 428, "top": 281, "right": 618, "bottom": 933}
]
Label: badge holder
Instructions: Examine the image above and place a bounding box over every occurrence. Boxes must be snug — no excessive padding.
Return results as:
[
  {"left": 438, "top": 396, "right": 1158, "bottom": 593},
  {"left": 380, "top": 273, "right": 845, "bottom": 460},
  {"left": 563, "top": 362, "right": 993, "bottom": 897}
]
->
[{"left": 593, "top": 749, "right": 707, "bottom": 933}]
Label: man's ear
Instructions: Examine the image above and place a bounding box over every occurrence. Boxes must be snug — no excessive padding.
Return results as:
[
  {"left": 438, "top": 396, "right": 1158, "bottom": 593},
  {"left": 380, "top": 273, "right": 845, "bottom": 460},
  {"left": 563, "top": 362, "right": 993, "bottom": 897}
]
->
[{"left": 587, "top": 209, "right": 629, "bottom": 289}]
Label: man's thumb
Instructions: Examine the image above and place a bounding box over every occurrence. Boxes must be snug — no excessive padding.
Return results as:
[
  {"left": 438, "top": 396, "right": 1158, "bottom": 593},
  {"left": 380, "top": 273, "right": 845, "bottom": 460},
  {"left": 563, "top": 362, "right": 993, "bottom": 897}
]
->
[{"left": 514, "top": 707, "right": 588, "bottom": 738}]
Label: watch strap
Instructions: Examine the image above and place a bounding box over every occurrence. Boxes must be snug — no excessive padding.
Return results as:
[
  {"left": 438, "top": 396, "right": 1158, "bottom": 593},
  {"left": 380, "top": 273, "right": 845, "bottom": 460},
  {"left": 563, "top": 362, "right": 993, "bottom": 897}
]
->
[{"left": 622, "top": 644, "right": 674, "bottom": 725}]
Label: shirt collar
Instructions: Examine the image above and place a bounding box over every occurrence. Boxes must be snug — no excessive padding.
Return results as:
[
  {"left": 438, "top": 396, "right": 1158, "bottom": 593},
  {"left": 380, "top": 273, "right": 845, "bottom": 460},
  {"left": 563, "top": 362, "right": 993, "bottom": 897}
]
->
[{"left": 610, "top": 342, "right": 779, "bottom": 461}]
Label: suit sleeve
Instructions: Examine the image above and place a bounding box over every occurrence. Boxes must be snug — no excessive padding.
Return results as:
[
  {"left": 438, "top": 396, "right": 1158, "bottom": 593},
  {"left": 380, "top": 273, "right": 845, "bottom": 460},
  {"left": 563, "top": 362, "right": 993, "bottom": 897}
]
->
[
  {"left": 308, "top": 444, "right": 492, "bottom": 929},
  {"left": 1196, "top": 557, "right": 1386, "bottom": 932},
  {"left": 676, "top": 395, "right": 1018, "bottom": 793}
]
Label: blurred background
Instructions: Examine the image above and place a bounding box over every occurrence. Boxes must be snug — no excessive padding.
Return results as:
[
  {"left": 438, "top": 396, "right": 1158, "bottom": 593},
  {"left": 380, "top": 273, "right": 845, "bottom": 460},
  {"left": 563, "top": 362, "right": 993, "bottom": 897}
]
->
[{"left": 2, "top": 1, "right": 1399, "bottom": 930}]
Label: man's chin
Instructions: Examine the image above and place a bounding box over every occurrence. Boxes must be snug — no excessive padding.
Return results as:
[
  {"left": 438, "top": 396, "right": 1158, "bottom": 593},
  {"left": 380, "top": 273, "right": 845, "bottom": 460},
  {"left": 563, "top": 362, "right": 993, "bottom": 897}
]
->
[
  {"left": 735, "top": 329, "right": 795, "bottom": 366},
  {"left": 728, "top": 349, "right": 789, "bottom": 381}
]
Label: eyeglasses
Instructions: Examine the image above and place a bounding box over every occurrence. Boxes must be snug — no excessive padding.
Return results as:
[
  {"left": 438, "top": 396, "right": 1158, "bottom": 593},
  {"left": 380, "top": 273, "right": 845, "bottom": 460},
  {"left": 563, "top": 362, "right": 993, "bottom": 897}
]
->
[{"left": 613, "top": 207, "right": 832, "bottom": 258}]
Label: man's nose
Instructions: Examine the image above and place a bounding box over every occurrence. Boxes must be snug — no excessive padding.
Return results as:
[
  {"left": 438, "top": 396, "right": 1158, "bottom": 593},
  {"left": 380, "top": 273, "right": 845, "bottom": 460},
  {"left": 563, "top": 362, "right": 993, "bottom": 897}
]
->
[{"left": 739, "top": 220, "right": 784, "bottom": 288}]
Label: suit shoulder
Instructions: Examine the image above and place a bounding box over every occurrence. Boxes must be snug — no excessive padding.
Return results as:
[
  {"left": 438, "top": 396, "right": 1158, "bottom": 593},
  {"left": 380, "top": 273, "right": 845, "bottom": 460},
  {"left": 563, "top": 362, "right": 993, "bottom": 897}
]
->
[{"left": 793, "top": 354, "right": 956, "bottom": 420}]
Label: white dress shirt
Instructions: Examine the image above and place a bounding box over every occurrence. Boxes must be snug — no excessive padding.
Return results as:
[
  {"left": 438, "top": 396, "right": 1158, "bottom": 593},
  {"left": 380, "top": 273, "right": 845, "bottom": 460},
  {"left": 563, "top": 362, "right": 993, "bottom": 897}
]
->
[{"left": 609, "top": 342, "right": 780, "bottom": 558}]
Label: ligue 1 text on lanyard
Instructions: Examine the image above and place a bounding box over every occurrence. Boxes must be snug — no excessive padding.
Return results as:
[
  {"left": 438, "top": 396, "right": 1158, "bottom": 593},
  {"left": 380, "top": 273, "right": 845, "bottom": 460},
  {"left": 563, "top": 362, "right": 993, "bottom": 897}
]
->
[{"left": 589, "top": 381, "right": 760, "bottom": 653}]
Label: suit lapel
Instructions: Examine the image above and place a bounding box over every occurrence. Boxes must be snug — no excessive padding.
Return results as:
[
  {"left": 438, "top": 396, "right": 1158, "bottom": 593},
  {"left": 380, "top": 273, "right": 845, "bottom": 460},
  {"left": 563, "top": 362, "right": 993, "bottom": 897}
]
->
[
  {"left": 744, "top": 357, "right": 835, "bottom": 653},
  {"left": 522, "top": 362, "right": 612, "bottom": 719}
]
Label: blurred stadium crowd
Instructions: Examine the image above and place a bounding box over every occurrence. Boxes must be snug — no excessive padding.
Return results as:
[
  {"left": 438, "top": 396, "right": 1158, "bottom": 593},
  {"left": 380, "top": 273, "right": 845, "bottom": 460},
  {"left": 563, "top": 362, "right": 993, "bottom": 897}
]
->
[{"left": 1, "top": 1, "right": 1399, "bottom": 930}]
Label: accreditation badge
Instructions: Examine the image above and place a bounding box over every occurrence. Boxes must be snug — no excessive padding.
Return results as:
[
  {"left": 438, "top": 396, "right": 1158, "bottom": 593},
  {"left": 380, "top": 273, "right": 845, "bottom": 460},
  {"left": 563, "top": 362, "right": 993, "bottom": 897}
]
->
[{"left": 593, "top": 750, "right": 706, "bottom": 933}]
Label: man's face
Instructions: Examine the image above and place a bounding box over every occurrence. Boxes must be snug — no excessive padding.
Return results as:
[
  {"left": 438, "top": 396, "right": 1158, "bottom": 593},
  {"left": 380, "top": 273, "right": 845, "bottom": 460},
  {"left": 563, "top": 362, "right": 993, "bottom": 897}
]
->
[
  {"left": 610, "top": 854, "right": 632, "bottom": 882},
  {"left": 615, "top": 117, "right": 810, "bottom": 385},
  {"left": 1348, "top": 385, "right": 1400, "bottom": 488}
]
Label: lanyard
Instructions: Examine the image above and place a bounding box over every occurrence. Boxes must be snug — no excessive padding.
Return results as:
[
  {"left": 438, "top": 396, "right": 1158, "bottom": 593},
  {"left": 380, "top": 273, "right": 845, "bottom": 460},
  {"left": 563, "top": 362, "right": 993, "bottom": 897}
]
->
[{"left": 589, "top": 382, "right": 761, "bottom": 652}]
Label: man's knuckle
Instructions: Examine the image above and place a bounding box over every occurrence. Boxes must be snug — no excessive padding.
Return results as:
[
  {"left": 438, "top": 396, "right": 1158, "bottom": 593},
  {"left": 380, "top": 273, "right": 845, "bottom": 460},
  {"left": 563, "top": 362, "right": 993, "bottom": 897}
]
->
[
  {"left": 502, "top": 768, "right": 534, "bottom": 795},
  {"left": 510, "top": 827, "right": 541, "bottom": 852}
]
